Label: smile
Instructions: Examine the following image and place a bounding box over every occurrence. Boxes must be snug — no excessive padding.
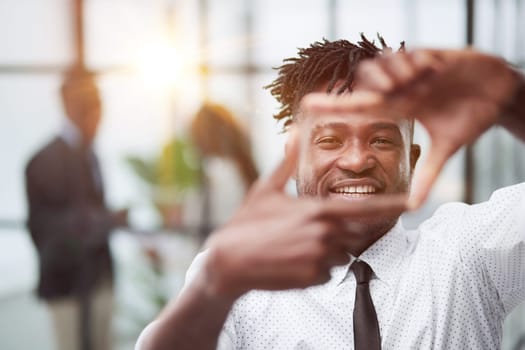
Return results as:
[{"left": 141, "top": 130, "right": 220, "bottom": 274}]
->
[{"left": 332, "top": 185, "right": 377, "bottom": 196}]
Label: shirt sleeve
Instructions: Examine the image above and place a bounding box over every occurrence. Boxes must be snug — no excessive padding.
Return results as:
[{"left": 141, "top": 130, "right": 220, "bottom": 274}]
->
[
  {"left": 462, "top": 183, "right": 525, "bottom": 313},
  {"left": 135, "top": 251, "right": 237, "bottom": 350}
]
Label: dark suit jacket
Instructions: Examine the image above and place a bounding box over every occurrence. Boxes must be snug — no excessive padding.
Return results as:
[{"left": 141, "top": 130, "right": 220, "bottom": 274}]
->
[{"left": 25, "top": 137, "right": 113, "bottom": 300}]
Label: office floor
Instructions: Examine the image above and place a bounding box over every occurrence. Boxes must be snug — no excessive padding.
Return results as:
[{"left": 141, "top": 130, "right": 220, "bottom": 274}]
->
[{"left": 0, "top": 229, "right": 200, "bottom": 350}]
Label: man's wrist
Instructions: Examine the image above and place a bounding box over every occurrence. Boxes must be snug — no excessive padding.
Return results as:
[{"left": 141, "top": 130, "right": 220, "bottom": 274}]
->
[
  {"left": 194, "top": 272, "right": 240, "bottom": 312},
  {"left": 200, "top": 248, "right": 245, "bottom": 302},
  {"left": 501, "top": 69, "right": 525, "bottom": 121}
]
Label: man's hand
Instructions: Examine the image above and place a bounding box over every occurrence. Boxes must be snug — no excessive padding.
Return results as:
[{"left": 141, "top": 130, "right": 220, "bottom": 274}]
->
[
  {"left": 303, "top": 49, "right": 522, "bottom": 209},
  {"left": 111, "top": 208, "right": 129, "bottom": 227},
  {"left": 203, "top": 131, "right": 407, "bottom": 299}
]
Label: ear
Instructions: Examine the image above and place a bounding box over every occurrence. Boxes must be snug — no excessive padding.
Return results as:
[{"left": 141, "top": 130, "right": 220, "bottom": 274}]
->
[{"left": 410, "top": 144, "right": 421, "bottom": 174}]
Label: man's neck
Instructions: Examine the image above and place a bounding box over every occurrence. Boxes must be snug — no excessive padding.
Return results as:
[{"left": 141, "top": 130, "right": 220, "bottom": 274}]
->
[
  {"left": 60, "top": 118, "right": 91, "bottom": 149},
  {"left": 348, "top": 218, "right": 399, "bottom": 257}
]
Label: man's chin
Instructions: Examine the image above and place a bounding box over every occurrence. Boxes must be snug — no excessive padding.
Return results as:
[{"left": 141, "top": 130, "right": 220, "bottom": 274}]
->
[{"left": 344, "top": 217, "right": 398, "bottom": 242}]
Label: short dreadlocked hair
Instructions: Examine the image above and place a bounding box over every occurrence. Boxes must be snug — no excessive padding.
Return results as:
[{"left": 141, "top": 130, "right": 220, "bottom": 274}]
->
[{"left": 265, "top": 34, "right": 404, "bottom": 128}]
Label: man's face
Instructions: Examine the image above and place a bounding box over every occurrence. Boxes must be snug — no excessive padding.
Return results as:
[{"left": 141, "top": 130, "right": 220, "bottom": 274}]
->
[
  {"left": 63, "top": 77, "right": 102, "bottom": 144},
  {"left": 294, "top": 108, "right": 420, "bottom": 234}
]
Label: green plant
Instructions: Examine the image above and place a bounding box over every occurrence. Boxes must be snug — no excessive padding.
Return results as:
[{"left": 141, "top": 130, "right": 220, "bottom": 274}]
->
[{"left": 126, "top": 135, "right": 202, "bottom": 205}]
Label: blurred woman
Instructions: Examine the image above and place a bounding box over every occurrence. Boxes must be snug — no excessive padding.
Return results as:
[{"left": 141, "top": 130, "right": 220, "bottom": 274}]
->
[{"left": 187, "top": 102, "right": 259, "bottom": 236}]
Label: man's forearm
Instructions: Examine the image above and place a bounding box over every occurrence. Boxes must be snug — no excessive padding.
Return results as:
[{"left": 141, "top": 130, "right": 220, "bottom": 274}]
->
[
  {"left": 500, "top": 71, "right": 525, "bottom": 141},
  {"left": 139, "top": 269, "right": 236, "bottom": 350}
]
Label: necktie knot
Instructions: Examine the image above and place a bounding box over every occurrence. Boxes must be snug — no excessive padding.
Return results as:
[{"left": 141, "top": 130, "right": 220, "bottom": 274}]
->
[{"left": 351, "top": 260, "right": 374, "bottom": 284}]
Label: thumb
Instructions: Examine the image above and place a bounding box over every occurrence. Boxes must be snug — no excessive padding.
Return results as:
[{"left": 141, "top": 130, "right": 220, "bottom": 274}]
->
[
  {"left": 258, "top": 128, "right": 300, "bottom": 193},
  {"left": 408, "top": 141, "right": 454, "bottom": 210}
]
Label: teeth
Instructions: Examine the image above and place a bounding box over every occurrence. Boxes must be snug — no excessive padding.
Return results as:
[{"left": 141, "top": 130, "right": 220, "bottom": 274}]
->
[{"left": 334, "top": 185, "right": 376, "bottom": 194}]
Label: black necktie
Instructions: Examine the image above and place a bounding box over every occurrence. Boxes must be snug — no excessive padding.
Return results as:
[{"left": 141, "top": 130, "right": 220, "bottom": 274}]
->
[
  {"left": 83, "top": 147, "right": 103, "bottom": 193},
  {"left": 351, "top": 260, "right": 381, "bottom": 350}
]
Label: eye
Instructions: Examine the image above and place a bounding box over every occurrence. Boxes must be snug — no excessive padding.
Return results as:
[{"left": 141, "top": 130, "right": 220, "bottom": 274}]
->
[
  {"left": 372, "top": 137, "right": 393, "bottom": 145},
  {"left": 371, "top": 137, "right": 400, "bottom": 151},
  {"left": 315, "top": 136, "right": 342, "bottom": 149}
]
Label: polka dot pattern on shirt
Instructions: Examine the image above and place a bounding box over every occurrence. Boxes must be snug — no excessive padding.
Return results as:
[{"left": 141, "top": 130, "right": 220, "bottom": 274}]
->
[{"left": 185, "top": 183, "right": 525, "bottom": 350}]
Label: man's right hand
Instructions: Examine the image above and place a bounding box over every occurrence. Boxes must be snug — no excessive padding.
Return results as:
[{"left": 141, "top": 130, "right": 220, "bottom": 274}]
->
[
  {"left": 201, "top": 130, "right": 407, "bottom": 300},
  {"left": 111, "top": 208, "right": 129, "bottom": 228}
]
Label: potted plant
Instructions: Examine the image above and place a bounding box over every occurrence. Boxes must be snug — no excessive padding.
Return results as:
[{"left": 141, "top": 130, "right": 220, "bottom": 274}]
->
[{"left": 126, "top": 135, "right": 202, "bottom": 229}]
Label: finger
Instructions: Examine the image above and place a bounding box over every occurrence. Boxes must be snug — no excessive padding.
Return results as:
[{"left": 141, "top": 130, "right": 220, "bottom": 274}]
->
[
  {"left": 316, "top": 193, "right": 408, "bottom": 218},
  {"left": 409, "top": 50, "right": 446, "bottom": 73},
  {"left": 323, "top": 249, "right": 351, "bottom": 267},
  {"left": 408, "top": 142, "right": 454, "bottom": 210},
  {"left": 259, "top": 128, "right": 300, "bottom": 192},
  {"left": 355, "top": 59, "right": 395, "bottom": 92},
  {"left": 244, "top": 264, "right": 331, "bottom": 290},
  {"left": 301, "top": 91, "right": 384, "bottom": 115},
  {"left": 377, "top": 52, "right": 417, "bottom": 86},
  {"left": 303, "top": 88, "right": 413, "bottom": 125}
]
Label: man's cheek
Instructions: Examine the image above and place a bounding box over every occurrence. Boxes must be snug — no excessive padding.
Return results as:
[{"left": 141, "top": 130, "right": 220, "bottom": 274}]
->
[{"left": 296, "top": 165, "right": 318, "bottom": 195}]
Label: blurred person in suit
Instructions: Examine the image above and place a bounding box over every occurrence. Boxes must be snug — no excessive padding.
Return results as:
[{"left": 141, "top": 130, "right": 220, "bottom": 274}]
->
[{"left": 25, "top": 67, "right": 127, "bottom": 350}]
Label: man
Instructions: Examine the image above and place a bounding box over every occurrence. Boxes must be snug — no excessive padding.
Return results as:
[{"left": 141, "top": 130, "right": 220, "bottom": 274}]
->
[
  {"left": 25, "top": 68, "right": 127, "bottom": 350},
  {"left": 137, "top": 36, "right": 525, "bottom": 349}
]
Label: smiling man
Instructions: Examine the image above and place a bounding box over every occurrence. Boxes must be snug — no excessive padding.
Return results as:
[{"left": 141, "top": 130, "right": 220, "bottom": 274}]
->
[
  {"left": 136, "top": 36, "right": 525, "bottom": 350},
  {"left": 296, "top": 110, "right": 419, "bottom": 252}
]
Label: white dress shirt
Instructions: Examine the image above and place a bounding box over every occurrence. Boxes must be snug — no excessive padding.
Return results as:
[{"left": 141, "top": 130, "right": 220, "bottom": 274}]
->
[
  {"left": 60, "top": 118, "right": 103, "bottom": 193},
  {"left": 137, "top": 183, "right": 525, "bottom": 349}
]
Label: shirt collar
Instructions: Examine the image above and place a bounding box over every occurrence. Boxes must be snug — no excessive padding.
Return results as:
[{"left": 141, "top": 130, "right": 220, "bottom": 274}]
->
[
  {"left": 60, "top": 117, "right": 83, "bottom": 149},
  {"left": 330, "top": 220, "right": 409, "bottom": 287},
  {"left": 358, "top": 220, "right": 408, "bottom": 286},
  {"left": 330, "top": 262, "right": 351, "bottom": 287}
]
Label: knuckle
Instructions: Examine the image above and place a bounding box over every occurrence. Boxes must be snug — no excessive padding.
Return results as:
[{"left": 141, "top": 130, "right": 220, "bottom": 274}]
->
[
  {"left": 247, "top": 179, "right": 266, "bottom": 197},
  {"left": 316, "top": 270, "right": 332, "bottom": 284},
  {"left": 335, "top": 251, "right": 351, "bottom": 265},
  {"left": 207, "top": 242, "right": 227, "bottom": 269},
  {"left": 305, "top": 264, "right": 323, "bottom": 281},
  {"left": 305, "top": 201, "right": 326, "bottom": 220},
  {"left": 312, "top": 220, "right": 339, "bottom": 243},
  {"left": 304, "top": 243, "right": 327, "bottom": 263},
  {"left": 309, "top": 265, "right": 331, "bottom": 285},
  {"left": 312, "top": 222, "right": 331, "bottom": 241},
  {"left": 359, "top": 60, "right": 375, "bottom": 73}
]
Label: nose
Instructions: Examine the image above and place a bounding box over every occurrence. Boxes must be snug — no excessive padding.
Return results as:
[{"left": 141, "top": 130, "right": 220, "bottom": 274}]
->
[{"left": 335, "top": 143, "right": 376, "bottom": 174}]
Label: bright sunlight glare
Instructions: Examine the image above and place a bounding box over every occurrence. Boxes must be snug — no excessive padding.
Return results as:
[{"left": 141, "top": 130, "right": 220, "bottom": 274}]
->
[{"left": 135, "top": 42, "right": 197, "bottom": 88}]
